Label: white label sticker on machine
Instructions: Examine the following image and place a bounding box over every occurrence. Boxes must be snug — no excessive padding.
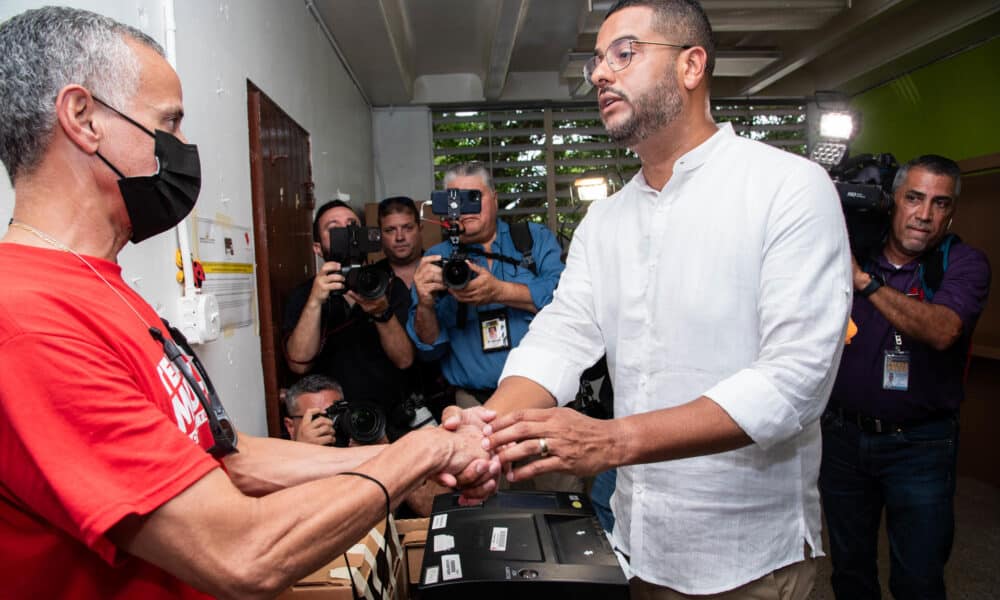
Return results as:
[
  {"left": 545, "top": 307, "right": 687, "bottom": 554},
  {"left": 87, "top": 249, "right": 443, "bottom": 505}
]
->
[
  {"left": 490, "top": 527, "right": 508, "bottom": 552},
  {"left": 441, "top": 554, "right": 463, "bottom": 580},
  {"left": 424, "top": 566, "right": 440, "bottom": 585},
  {"left": 433, "top": 534, "right": 455, "bottom": 552},
  {"left": 432, "top": 514, "right": 448, "bottom": 530}
]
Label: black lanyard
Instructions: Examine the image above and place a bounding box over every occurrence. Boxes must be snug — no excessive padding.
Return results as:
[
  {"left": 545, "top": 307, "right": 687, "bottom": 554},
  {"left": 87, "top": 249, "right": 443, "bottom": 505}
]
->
[{"left": 149, "top": 323, "right": 238, "bottom": 459}]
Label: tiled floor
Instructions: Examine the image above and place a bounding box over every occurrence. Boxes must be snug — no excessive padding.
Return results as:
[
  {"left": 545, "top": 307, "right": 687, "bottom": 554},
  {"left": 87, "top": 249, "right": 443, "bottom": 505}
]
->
[{"left": 809, "top": 476, "right": 1000, "bottom": 599}]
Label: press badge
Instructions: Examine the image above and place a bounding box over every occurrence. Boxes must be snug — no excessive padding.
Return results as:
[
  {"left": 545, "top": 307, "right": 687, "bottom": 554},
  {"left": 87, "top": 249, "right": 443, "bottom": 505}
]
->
[
  {"left": 882, "top": 350, "right": 910, "bottom": 391},
  {"left": 478, "top": 308, "right": 511, "bottom": 353}
]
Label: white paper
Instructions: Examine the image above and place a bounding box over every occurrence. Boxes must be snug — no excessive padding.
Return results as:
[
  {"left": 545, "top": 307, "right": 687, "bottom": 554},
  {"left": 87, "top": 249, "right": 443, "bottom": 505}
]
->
[{"left": 433, "top": 534, "right": 455, "bottom": 552}]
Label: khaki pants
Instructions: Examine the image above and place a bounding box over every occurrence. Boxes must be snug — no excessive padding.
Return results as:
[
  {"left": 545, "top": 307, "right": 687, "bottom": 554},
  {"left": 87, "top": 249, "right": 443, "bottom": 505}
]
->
[{"left": 629, "top": 551, "right": 816, "bottom": 600}]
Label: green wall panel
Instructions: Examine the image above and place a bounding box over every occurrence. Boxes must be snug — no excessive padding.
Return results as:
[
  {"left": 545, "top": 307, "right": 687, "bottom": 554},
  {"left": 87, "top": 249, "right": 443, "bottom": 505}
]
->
[{"left": 851, "top": 36, "right": 1000, "bottom": 163}]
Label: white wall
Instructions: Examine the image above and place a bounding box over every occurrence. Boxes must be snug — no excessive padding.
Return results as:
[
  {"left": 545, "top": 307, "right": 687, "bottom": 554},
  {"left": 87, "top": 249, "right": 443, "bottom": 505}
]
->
[
  {"left": 372, "top": 106, "right": 434, "bottom": 201},
  {"left": 0, "top": 0, "right": 374, "bottom": 436}
]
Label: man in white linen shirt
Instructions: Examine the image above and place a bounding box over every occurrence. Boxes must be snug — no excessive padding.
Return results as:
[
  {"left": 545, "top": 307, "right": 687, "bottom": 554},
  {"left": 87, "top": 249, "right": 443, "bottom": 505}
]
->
[{"left": 444, "top": 1, "right": 853, "bottom": 598}]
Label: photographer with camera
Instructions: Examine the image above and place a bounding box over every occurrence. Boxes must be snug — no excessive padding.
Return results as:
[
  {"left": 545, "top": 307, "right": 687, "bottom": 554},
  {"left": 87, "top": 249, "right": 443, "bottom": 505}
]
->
[
  {"left": 820, "top": 154, "right": 991, "bottom": 600},
  {"left": 407, "top": 162, "right": 564, "bottom": 406},
  {"left": 284, "top": 374, "right": 346, "bottom": 445},
  {"left": 283, "top": 200, "right": 417, "bottom": 440}
]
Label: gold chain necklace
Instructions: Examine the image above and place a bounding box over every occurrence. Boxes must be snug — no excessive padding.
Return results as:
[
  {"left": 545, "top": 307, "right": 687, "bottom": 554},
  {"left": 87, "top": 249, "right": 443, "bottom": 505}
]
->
[{"left": 8, "top": 220, "right": 153, "bottom": 329}]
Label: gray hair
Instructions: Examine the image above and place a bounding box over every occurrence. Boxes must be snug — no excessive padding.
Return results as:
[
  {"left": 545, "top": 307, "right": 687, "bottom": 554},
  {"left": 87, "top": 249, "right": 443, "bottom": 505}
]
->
[
  {"left": 443, "top": 161, "right": 495, "bottom": 191},
  {"left": 892, "top": 154, "right": 962, "bottom": 198},
  {"left": 285, "top": 375, "right": 344, "bottom": 415},
  {"left": 0, "top": 6, "right": 164, "bottom": 183}
]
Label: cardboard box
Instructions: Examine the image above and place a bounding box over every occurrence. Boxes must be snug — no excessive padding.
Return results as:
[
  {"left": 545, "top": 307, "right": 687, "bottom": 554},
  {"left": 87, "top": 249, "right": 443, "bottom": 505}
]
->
[
  {"left": 395, "top": 518, "right": 431, "bottom": 586},
  {"left": 280, "top": 518, "right": 405, "bottom": 600}
]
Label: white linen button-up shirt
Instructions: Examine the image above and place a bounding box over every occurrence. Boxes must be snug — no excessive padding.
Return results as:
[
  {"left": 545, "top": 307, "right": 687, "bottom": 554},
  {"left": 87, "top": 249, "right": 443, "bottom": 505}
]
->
[{"left": 501, "top": 123, "right": 852, "bottom": 594}]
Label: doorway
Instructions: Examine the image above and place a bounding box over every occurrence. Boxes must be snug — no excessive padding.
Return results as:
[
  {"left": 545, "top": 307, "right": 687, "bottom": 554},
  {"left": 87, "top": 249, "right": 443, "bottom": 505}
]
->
[{"left": 247, "top": 81, "right": 316, "bottom": 437}]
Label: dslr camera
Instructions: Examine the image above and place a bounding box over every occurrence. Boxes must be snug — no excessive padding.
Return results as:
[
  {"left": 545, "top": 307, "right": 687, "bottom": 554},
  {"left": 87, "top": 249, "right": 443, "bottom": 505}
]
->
[
  {"left": 429, "top": 188, "right": 482, "bottom": 290},
  {"left": 313, "top": 399, "right": 387, "bottom": 447},
  {"left": 828, "top": 153, "right": 898, "bottom": 262},
  {"left": 326, "top": 224, "right": 390, "bottom": 299}
]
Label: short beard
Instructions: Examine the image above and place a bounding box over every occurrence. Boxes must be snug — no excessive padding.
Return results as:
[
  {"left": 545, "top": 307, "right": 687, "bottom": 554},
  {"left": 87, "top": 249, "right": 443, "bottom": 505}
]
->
[{"left": 604, "top": 76, "right": 682, "bottom": 146}]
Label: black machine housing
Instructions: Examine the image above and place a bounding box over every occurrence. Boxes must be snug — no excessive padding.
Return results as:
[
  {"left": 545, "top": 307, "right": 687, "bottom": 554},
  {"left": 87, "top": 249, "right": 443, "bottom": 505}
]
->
[
  {"left": 418, "top": 491, "right": 628, "bottom": 600},
  {"left": 828, "top": 153, "right": 899, "bottom": 262},
  {"left": 313, "top": 399, "right": 386, "bottom": 447},
  {"left": 430, "top": 188, "right": 482, "bottom": 290},
  {"left": 325, "top": 224, "right": 390, "bottom": 299}
]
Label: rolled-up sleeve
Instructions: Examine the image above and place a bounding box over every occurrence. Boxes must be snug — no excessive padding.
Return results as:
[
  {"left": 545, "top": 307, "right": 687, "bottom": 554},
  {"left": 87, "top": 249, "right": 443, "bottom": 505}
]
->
[{"left": 706, "top": 163, "right": 852, "bottom": 449}]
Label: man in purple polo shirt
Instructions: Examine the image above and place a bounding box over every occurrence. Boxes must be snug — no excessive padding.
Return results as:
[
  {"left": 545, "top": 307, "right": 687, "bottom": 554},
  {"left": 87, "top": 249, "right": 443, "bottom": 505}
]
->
[{"left": 820, "top": 154, "right": 991, "bottom": 600}]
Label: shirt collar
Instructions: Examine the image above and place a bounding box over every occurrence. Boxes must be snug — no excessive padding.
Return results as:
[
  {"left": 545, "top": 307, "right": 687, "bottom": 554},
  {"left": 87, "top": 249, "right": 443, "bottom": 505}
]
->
[{"left": 633, "top": 122, "right": 735, "bottom": 190}]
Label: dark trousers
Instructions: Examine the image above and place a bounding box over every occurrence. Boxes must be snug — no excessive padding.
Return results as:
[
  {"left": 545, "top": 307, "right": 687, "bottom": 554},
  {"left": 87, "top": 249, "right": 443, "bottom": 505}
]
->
[{"left": 819, "top": 411, "right": 959, "bottom": 600}]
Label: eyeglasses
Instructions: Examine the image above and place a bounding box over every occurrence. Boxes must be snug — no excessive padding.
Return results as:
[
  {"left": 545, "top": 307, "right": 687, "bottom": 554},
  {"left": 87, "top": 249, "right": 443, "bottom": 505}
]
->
[
  {"left": 149, "top": 324, "right": 238, "bottom": 459},
  {"left": 584, "top": 38, "right": 692, "bottom": 82}
]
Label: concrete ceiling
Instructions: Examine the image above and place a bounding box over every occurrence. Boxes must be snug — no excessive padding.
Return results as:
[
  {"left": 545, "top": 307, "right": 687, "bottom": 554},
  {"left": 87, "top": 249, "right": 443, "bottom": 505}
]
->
[{"left": 308, "top": 0, "right": 1000, "bottom": 106}]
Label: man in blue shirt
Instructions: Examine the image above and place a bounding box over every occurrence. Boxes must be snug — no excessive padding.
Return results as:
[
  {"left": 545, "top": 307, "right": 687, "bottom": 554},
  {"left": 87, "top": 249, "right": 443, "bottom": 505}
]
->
[{"left": 407, "top": 162, "right": 564, "bottom": 405}]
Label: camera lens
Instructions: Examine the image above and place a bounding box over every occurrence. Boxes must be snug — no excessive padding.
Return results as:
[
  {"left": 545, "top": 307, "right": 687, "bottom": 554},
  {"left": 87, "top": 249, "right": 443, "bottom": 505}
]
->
[
  {"left": 443, "top": 259, "right": 471, "bottom": 290},
  {"left": 347, "top": 403, "right": 387, "bottom": 444},
  {"left": 355, "top": 266, "right": 389, "bottom": 299}
]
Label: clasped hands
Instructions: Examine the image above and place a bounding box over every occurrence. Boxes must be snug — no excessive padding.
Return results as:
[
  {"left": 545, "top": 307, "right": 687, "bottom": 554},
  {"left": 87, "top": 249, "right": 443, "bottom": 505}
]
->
[{"left": 434, "top": 404, "right": 618, "bottom": 504}]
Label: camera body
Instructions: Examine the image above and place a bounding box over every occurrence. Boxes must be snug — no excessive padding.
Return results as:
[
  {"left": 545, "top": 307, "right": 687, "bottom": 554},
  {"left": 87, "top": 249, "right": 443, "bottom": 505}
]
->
[
  {"left": 313, "top": 399, "right": 387, "bottom": 447},
  {"left": 391, "top": 392, "right": 439, "bottom": 431},
  {"left": 828, "top": 153, "right": 898, "bottom": 263},
  {"left": 326, "top": 224, "right": 390, "bottom": 299},
  {"left": 431, "top": 188, "right": 483, "bottom": 290}
]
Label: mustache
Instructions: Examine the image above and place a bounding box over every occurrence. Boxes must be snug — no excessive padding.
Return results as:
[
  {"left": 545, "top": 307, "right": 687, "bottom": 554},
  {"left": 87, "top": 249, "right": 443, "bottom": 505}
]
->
[{"left": 600, "top": 86, "right": 630, "bottom": 102}]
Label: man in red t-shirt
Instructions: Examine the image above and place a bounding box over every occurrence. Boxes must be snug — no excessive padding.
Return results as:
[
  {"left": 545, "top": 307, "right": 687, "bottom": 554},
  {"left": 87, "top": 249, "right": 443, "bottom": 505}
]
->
[{"left": 0, "top": 7, "right": 497, "bottom": 598}]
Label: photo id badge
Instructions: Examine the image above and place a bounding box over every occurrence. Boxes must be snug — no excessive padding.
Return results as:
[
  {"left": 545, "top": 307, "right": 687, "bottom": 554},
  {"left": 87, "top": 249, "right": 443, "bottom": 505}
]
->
[
  {"left": 478, "top": 308, "right": 511, "bottom": 353},
  {"left": 882, "top": 350, "right": 910, "bottom": 391}
]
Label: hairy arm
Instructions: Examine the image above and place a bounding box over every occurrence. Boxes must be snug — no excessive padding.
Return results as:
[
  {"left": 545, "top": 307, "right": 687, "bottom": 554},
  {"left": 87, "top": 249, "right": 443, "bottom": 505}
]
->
[{"left": 108, "top": 427, "right": 486, "bottom": 600}]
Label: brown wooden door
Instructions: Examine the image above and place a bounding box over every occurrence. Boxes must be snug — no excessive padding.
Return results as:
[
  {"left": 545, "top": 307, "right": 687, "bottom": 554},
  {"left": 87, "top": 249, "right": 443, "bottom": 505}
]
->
[{"left": 247, "top": 82, "right": 315, "bottom": 438}]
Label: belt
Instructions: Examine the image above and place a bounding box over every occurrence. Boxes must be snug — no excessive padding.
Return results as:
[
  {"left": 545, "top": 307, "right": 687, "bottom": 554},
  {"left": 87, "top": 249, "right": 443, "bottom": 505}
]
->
[{"left": 829, "top": 407, "right": 954, "bottom": 434}]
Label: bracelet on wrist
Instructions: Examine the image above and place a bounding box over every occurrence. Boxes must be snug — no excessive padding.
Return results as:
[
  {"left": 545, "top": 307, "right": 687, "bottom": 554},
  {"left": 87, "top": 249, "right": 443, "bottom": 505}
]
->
[{"left": 858, "top": 272, "right": 885, "bottom": 298}]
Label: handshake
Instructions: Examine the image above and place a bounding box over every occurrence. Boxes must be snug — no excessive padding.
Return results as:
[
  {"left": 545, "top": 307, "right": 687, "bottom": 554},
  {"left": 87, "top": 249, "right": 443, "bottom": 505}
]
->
[{"left": 426, "top": 401, "right": 617, "bottom": 504}]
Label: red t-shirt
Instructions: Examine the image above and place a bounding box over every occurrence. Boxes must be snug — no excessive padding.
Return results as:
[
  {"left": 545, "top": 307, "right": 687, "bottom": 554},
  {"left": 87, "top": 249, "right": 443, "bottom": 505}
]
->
[{"left": 0, "top": 244, "right": 220, "bottom": 598}]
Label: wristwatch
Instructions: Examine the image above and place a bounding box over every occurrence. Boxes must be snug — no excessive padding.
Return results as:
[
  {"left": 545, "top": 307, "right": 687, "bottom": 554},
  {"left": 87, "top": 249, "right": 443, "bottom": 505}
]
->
[
  {"left": 371, "top": 307, "right": 395, "bottom": 323},
  {"left": 858, "top": 272, "right": 885, "bottom": 298}
]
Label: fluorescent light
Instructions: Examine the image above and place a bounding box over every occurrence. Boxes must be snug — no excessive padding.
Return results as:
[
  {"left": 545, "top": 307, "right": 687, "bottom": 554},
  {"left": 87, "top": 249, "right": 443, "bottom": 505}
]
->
[
  {"left": 820, "top": 112, "right": 854, "bottom": 140},
  {"left": 574, "top": 176, "right": 609, "bottom": 202}
]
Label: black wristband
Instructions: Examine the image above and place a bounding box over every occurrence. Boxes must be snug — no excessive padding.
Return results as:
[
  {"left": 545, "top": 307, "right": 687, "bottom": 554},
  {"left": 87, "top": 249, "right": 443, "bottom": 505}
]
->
[
  {"left": 337, "top": 471, "right": 391, "bottom": 521},
  {"left": 858, "top": 272, "right": 885, "bottom": 298},
  {"left": 371, "top": 307, "right": 395, "bottom": 323}
]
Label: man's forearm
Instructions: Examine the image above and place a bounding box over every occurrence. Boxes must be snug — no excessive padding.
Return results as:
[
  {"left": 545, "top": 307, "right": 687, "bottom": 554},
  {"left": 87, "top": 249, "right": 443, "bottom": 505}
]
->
[
  {"left": 223, "top": 433, "right": 383, "bottom": 496},
  {"left": 114, "top": 429, "right": 453, "bottom": 600},
  {"left": 484, "top": 376, "right": 557, "bottom": 415},
  {"left": 494, "top": 281, "right": 538, "bottom": 313},
  {"left": 867, "top": 284, "right": 962, "bottom": 350},
  {"left": 285, "top": 302, "right": 324, "bottom": 373},
  {"left": 414, "top": 302, "right": 440, "bottom": 345},
  {"left": 375, "top": 318, "right": 414, "bottom": 369}
]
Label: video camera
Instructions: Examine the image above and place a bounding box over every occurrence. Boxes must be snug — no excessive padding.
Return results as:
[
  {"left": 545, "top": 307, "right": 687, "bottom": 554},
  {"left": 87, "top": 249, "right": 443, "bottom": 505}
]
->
[
  {"left": 429, "top": 188, "right": 482, "bottom": 290},
  {"left": 326, "top": 224, "right": 390, "bottom": 299},
  {"left": 828, "top": 153, "right": 898, "bottom": 263},
  {"left": 313, "top": 399, "right": 387, "bottom": 447}
]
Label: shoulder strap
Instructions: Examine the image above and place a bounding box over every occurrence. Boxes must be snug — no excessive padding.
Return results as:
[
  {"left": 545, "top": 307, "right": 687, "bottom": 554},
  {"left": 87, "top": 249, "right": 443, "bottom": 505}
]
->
[
  {"left": 508, "top": 221, "right": 537, "bottom": 275},
  {"left": 918, "top": 233, "right": 959, "bottom": 301}
]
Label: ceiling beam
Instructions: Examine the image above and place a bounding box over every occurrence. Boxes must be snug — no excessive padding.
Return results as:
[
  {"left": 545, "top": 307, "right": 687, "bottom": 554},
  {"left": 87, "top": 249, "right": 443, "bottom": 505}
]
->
[
  {"left": 376, "top": 0, "right": 415, "bottom": 101},
  {"left": 485, "top": 0, "right": 532, "bottom": 100},
  {"left": 793, "top": 0, "right": 1000, "bottom": 96},
  {"left": 738, "top": 0, "right": 911, "bottom": 96}
]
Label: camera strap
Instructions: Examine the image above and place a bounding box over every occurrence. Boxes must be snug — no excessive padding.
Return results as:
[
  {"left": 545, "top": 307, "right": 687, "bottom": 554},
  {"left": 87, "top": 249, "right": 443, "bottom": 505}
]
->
[{"left": 459, "top": 221, "right": 538, "bottom": 276}]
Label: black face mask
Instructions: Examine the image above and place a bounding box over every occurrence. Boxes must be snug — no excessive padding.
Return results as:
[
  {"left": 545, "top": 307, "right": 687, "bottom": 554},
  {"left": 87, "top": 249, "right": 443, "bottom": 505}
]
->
[{"left": 93, "top": 96, "right": 201, "bottom": 243}]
